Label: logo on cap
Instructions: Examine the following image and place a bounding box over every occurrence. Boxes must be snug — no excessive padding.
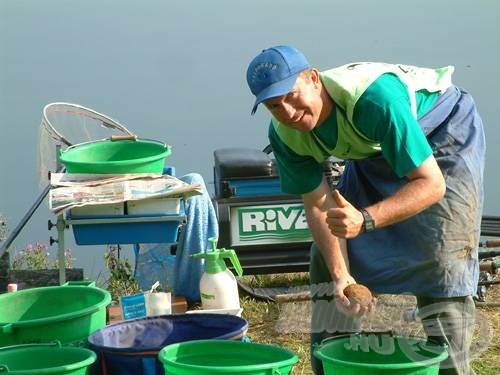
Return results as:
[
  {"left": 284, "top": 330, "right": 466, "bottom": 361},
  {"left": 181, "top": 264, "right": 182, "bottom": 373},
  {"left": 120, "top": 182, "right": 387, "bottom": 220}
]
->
[
  {"left": 250, "top": 62, "right": 278, "bottom": 86},
  {"left": 246, "top": 45, "right": 310, "bottom": 114}
]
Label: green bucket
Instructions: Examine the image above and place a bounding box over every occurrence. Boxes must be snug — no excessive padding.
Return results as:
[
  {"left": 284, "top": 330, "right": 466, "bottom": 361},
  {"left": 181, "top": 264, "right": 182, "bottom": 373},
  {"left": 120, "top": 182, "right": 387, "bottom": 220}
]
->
[
  {"left": 0, "top": 283, "right": 111, "bottom": 347},
  {"left": 59, "top": 138, "right": 171, "bottom": 174},
  {"left": 159, "top": 339, "right": 299, "bottom": 375},
  {"left": 0, "top": 342, "right": 96, "bottom": 375},
  {"left": 314, "top": 333, "right": 448, "bottom": 375}
]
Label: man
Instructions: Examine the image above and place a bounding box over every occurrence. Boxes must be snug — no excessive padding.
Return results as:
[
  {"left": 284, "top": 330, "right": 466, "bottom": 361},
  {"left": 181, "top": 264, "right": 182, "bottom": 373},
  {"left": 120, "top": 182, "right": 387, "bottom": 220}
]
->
[{"left": 246, "top": 45, "right": 485, "bottom": 374}]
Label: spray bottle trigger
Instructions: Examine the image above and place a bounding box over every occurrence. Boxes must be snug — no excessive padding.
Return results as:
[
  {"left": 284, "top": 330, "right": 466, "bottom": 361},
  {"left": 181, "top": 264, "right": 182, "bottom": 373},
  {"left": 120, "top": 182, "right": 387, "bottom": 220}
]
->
[
  {"left": 226, "top": 250, "right": 243, "bottom": 277},
  {"left": 205, "top": 237, "right": 243, "bottom": 277}
]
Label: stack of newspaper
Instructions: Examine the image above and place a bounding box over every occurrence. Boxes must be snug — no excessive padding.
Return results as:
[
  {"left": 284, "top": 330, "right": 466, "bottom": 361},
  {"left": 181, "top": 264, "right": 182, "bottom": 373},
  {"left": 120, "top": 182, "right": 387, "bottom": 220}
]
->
[{"left": 49, "top": 173, "right": 202, "bottom": 214}]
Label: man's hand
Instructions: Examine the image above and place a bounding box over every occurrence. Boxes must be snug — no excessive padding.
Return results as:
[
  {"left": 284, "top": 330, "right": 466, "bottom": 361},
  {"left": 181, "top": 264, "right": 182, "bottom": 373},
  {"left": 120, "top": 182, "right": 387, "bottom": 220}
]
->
[
  {"left": 333, "top": 277, "right": 377, "bottom": 317},
  {"left": 326, "top": 190, "right": 364, "bottom": 238}
]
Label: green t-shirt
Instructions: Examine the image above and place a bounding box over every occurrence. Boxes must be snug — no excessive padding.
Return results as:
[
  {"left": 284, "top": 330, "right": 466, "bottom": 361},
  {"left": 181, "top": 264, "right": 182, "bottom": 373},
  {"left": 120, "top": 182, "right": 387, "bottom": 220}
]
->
[{"left": 269, "top": 73, "right": 439, "bottom": 194}]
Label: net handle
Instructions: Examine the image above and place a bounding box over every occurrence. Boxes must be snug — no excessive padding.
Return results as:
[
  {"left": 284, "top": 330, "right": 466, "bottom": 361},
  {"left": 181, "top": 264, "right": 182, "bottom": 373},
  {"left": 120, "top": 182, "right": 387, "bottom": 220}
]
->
[
  {"left": 111, "top": 134, "right": 138, "bottom": 141},
  {"left": 42, "top": 102, "right": 136, "bottom": 147}
]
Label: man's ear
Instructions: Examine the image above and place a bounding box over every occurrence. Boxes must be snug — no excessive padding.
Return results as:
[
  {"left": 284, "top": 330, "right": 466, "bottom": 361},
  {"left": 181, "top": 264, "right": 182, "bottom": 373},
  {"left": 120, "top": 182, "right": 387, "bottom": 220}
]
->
[{"left": 310, "top": 68, "right": 320, "bottom": 86}]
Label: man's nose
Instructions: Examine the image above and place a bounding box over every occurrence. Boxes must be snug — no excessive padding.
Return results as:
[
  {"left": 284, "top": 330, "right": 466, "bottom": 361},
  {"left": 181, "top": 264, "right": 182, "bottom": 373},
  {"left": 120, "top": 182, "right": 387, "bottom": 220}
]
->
[{"left": 280, "top": 102, "right": 295, "bottom": 119}]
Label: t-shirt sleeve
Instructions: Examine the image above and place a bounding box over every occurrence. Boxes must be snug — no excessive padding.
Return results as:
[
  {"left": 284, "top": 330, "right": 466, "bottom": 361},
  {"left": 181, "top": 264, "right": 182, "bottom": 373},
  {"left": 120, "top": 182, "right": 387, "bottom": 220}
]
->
[
  {"left": 353, "top": 74, "right": 433, "bottom": 177},
  {"left": 268, "top": 123, "right": 324, "bottom": 194}
]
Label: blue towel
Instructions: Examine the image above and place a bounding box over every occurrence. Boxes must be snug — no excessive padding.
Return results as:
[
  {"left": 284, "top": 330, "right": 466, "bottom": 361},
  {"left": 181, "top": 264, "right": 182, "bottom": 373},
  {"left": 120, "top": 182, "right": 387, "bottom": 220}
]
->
[{"left": 172, "top": 173, "right": 219, "bottom": 302}]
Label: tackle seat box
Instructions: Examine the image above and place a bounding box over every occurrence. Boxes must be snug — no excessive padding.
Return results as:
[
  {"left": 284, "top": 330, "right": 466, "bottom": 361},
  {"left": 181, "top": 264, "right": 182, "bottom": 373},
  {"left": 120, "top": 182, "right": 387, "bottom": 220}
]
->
[
  {"left": 212, "top": 149, "right": 345, "bottom": 274},
  {"left": 213, "top": 148, "right": 282, "bottom": 198},
  {"left": 213, "top": 148, "right": 310, "bottom": 274}
]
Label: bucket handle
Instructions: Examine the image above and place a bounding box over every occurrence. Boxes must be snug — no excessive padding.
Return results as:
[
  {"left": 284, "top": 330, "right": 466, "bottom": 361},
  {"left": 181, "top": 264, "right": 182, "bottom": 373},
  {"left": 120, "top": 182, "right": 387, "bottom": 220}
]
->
[
  {"left": 0, "top": 340, "right": 62, "bottom": 352},
  {"left": 0, "top": 341, "right": 62, "bottom": 371}
]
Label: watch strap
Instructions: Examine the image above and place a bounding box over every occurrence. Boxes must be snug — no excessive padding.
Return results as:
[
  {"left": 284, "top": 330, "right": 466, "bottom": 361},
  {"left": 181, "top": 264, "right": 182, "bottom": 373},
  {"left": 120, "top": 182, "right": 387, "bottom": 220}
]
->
[{"left": 361, "top": 208, "right": 375, "bottom": 232}]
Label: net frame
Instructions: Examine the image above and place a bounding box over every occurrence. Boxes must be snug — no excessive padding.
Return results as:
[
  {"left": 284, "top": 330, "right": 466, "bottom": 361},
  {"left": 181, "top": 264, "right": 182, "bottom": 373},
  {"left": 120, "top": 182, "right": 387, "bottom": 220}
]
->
[
  {"left": 41, "top": 102, "right": 135, "bottom": 147},
  {"left": 38, "top": 102, "right": 136, "bottom": 188}
]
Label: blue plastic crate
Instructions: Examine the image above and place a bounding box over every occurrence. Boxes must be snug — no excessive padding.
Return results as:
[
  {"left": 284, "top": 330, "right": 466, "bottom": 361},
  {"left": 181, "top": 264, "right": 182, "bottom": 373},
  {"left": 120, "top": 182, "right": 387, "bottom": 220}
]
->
[{"left": 67, "top": 210, "right": 185, "bottom": 245}]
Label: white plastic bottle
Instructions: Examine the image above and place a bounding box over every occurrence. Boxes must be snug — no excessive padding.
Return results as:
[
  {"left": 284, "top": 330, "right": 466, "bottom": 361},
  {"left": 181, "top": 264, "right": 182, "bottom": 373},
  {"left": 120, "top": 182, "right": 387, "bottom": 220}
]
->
[{"left": 191, "top": 237, "right": 243, "bottom": 310}]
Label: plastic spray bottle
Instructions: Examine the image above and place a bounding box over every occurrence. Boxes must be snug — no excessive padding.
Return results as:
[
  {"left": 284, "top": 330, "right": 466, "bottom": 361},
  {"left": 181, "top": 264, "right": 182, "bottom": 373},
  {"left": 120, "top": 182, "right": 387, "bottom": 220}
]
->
[{"left": 191, "top": 237, "right": 243, "bottom": 310}]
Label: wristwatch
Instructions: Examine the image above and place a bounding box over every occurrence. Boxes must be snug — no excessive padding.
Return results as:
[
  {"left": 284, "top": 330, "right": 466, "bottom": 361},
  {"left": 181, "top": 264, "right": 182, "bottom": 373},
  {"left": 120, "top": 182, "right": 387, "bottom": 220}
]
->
[{"left": 360, "top": 208, "right": 375, "bottom": 232}]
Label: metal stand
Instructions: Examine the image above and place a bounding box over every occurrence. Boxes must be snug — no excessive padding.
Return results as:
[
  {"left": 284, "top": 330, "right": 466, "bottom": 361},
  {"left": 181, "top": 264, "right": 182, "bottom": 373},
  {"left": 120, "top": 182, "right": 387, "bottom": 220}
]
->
[{"left": 48, "top": 214, "right": 68, "bottom": 285}]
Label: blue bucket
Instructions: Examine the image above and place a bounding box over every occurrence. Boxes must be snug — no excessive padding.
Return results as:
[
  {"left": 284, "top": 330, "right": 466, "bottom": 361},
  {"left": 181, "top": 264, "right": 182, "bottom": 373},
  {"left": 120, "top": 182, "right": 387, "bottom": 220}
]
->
[{"left": 87, "top": 313, "right": 248, "bottom": 375}]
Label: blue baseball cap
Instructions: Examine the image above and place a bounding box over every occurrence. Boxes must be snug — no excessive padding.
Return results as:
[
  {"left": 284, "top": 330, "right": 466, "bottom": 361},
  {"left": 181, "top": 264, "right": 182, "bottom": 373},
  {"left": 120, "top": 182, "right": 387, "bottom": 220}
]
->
[{"left": 246, "top": 45, "right": 310, "bottom": 115}]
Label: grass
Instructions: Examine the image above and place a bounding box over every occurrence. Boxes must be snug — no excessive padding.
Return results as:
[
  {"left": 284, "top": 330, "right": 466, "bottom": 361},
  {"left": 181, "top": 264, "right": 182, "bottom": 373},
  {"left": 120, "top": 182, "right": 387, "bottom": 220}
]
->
[{"left": 238, "top": 273, "right": 500, "bottom": 374}]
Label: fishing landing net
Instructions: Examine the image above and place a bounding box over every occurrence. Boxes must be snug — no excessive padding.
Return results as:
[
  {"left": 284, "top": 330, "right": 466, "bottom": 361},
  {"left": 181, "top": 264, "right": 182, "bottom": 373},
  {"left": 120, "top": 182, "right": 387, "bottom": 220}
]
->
[{"left": 38, "top": 102, "right": 136, "bottom": 189}]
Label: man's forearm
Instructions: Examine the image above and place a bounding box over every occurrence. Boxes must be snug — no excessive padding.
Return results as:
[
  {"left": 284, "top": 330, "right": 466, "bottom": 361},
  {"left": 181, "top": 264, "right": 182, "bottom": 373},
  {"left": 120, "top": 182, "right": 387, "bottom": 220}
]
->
[
  {"left": 303, "top": 179, "right": 350, "bottom": 282},
  {"left": 367, "top": 156, "right": 446, "bottom": 229}
]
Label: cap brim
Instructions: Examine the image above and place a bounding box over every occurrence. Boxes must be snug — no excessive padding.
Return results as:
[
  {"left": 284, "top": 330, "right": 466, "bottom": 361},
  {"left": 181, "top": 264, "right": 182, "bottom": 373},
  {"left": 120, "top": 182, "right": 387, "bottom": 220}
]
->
[{"left": 251, "top": 72, "right": 300, "bottom": 115}]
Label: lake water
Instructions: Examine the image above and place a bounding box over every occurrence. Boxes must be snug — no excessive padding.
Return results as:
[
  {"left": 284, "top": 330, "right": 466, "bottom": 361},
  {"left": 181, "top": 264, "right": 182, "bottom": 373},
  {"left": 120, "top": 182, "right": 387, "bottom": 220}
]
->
[{"left": 1, "top": 0, "right": 499, "bottom": 282}]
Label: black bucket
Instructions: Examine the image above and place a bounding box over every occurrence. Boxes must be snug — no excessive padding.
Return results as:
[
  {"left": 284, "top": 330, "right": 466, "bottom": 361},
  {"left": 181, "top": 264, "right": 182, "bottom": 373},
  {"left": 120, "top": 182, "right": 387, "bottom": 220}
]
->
[{"left": 88, "top": 313, "right": 248, "bottom": 375}]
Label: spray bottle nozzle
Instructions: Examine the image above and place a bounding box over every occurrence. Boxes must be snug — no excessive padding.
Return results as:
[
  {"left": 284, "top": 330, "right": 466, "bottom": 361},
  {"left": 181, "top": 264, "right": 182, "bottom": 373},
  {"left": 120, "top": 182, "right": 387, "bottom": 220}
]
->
[{"left": 190, "top": 237, "right": 243, "bottom": 277}]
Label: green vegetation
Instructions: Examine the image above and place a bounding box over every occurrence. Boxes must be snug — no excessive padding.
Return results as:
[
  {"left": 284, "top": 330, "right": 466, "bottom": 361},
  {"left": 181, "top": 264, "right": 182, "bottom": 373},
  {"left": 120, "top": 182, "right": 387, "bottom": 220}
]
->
[
  {"left": 104, "top": 244, "right": 140, "bottom": 301},
  {"left": 11, "top": 242, "right": 74, "bottom": 270}
]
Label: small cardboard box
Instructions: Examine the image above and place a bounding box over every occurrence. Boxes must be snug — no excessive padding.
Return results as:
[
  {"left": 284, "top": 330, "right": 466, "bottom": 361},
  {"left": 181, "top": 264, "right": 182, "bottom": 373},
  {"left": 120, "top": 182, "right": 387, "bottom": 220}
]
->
[{"left": 127, "top": 197, "right": 181, "bottom": 215}]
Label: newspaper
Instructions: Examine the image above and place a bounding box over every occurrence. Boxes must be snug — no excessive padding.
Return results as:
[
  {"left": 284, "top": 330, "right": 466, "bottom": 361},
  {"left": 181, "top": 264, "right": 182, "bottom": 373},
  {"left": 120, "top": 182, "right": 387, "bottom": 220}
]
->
[{"left": 49, "top": 173, "right": 202, "bottom": 214}]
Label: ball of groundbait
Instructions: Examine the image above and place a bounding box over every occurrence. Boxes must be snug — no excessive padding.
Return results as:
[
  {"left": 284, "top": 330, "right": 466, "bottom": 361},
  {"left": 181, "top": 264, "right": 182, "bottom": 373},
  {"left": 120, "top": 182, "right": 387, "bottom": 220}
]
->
[{"left": 344, "top": 284, "right": 373, "bottom": 308}]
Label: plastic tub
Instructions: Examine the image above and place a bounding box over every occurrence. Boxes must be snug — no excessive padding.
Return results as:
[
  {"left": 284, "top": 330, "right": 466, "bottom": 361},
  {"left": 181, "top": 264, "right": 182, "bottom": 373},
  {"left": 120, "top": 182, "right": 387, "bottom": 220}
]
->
[
  {"left": 59, "top": 139, "right": 171, "bottom": 174},
  {"left": 159, "top": 339, "right": 299, "bottom": 375},
  {"left": 0, "top": 283, "right": 111, "bottom": 347},
  {"left": 0, "top": 342, "right": 96, "bottom": 375},
  {"left": 313, "top": 333, "right": 448, "bottom": 375},
  {"left": 88, "top": 313, "right": 249, "bottom": 375},
  {"left": 67, "top": 211, "right": 185, "bottom": 245}
]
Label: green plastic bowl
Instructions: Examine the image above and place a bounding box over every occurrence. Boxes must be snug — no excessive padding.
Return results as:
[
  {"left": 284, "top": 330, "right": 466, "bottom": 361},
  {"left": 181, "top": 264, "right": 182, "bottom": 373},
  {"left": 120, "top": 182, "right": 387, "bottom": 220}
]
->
[
  {"left": 314, "top": 334, "right": 448, "bottom": 375},
  {"left": 0, "top": 284, "right": 111, "bottom": 347},
  {"left": 0, "top": 343, "right": 96, "bottom": 375},
  {"left": 59, "top": 139, "right": 171, "bottom": 174},
  {"left": 159, "top": 339, "right": 299, "bottom": 375}
]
